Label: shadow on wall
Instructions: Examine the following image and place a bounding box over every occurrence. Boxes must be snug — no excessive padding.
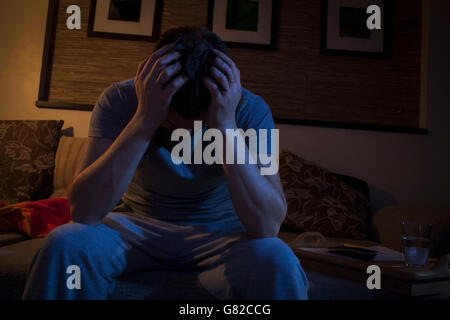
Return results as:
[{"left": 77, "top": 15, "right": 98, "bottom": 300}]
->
[{"left": 368, "top": 184, "right": 398, "bottom": 213}]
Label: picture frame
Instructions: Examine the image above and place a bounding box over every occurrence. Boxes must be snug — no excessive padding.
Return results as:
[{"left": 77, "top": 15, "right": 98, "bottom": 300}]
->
[
  {"left": 321, "top": 0, "right": 394, "bottom": 58},
  {"left": 87, "top": 0, "right": 163, "bottom": 41},
  {"left": 207, "top": 0, "right": 279, "bottom": 50}
]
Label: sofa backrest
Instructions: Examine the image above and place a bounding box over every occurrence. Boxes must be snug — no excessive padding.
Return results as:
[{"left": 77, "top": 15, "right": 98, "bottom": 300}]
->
[{"left": 50, "top": 136, "right": 89, "bottom": 198}]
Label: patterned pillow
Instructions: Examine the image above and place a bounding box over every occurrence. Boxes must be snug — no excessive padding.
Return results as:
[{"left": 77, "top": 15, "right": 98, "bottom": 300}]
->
[
  {"left": 0, "top": 120, "right": 64, "bottom": 204},
  {"left": 279, "top": 150, "right": 370, "bottom": 239}
]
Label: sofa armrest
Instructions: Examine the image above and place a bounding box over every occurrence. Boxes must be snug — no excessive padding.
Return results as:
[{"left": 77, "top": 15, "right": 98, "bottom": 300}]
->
[
  {"left": 0, "top": 231, "right": 27, "bottom": 247},
  {"left": 371, "top": 205, "right": 450, "bottom": 258}
]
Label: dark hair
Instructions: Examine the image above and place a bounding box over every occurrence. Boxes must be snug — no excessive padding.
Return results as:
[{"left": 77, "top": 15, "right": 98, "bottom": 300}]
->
[{"left": 154, "top": 26, "right": 228, "bottom": 118}]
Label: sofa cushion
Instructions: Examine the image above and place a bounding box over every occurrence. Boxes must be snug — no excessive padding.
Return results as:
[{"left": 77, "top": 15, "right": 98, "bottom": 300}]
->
[
  {"left": 0, "top": 238, "right": 44, "bottom": 299},
  {"left": 0, "top": 237, "right": 214, "bottom": 300},
  {"left": 111, "top": 270, "right": 215, "bottom": 300},
  {"left": 50, "top": 136, "right": 89, "bottom": 198},
  {"left": 332, "top": 173, "right": 370, "bottom": 203},
  {"left": 0, "top": 120, "right": 64, "bottom": 203},
  {"left": 0, "top": 231, "right": 27, "bottom": 247},
  {"left": 279, "top": 150, "right": 370, "bottom": 239}
]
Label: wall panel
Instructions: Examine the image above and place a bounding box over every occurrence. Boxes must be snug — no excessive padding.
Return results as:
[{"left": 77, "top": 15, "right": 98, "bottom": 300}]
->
[{"left": 42, "top": 0, "right": 423, "bottom": 131}]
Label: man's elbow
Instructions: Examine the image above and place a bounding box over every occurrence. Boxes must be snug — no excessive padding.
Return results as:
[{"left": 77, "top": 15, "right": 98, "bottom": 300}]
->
[
  {"left": 271, "top": 194, "right": 287, "bottom": 229},
  {"left": 248, "top": 205, "right": 286, "bottom": 239},
  {"left": 67, "top": 189, "right": 101, "bottom": 226},
  {"left": 269, "top": 197, "right": 287, "bottom": 236},
  {"left": 247, "top": 223, "right": 280, "bottom": 239},
  {"left": 68, "top": 202, "right": 100, "bottom": 226},
  {"left": 279, "top": 195, "right": 288, "bottom": 224}
]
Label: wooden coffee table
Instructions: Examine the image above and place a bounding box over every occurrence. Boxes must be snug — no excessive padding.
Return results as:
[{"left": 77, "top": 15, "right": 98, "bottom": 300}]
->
[
  {"left": 293, "top": 246, "right": 450, "bottom": 297},
  {"left": 279, "top": 231, "right": 450, "bottom": 297}
]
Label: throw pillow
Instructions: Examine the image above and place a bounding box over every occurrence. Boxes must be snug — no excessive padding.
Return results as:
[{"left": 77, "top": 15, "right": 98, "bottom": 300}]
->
[
  {"left": 0, "top": 120, "right": 64, "bottom": 203},
  {"left": 279, "top": 150, "right": 370, "bottom": 239}
]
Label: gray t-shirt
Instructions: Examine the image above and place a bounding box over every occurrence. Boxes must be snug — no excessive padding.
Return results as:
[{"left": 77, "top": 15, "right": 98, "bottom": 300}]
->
[{"left": 89, "top": 78, "right": 275, "bottom": 232}]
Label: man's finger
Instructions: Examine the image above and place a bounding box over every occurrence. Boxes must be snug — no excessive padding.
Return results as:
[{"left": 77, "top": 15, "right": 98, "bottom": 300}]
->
[
  {"left": 146, "top": 51, "right": 182, "bottom": 84},
  {"left": 202, "top": 76, "right": 221, "bottom": 99},
  {"left": 214, "top": 56, "right": 234, "bottom": 84},
  {"left": 138, "top": 43, "right": 176, "bottom": 80},
  {"left": 136, "top": 55, "right": 151, "bottom": 78},
  {"left": 157, "top": 61, "right": 182, "bottom": 85},
  {"left": 210, "top": 66, "right": 229, "bottom": 92},
  {"left": 212, "top": 49, "right": 240, "bottom": 84},
  {"left": 212, "top": 49, "right": 236, "bottom": 69},
  {"left": 166, "top": 75, "right": 189, "bottom": 97}
]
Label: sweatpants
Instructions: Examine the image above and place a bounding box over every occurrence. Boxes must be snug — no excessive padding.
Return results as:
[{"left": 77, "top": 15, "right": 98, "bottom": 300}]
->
[{"left": 22, "top": 212, "right": 309, "bottom": 300}]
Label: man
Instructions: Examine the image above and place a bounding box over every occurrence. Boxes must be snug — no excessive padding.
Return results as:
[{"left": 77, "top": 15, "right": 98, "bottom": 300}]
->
[{"left": 22, "top": 27, "right": 309, "bottom": 300}]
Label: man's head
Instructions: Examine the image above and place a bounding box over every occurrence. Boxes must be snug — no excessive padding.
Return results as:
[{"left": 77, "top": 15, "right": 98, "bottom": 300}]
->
[{"left": 153, "top": 26, "right": 228, "bottom": 122}]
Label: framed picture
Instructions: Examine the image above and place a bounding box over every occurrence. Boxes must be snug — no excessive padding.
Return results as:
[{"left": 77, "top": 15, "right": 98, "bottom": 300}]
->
[
  {"left": 321, "top": 0, "right": 393, "bottom": 58},
  {"left": 207, "top": 0, "right": 279, "bottom": 50},
  {"left": 88, "top": 0, "right": 162, "bottom": 41}
]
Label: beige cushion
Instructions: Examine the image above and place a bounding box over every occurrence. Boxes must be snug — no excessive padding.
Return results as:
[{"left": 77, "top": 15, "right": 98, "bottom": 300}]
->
[{"left": 50, "top": 136, "right": 89, "bottom": 198}]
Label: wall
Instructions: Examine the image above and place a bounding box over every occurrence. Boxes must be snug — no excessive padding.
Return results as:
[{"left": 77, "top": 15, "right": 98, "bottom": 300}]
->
[
  {"left": 0, "top": 0, "right": 91, "bottom": 136},
  {"left": 47, "top": 0, "right": 422, "bottom": 129},
  {"left": 279, "top": 0, "right": 450, "bottom": 212},
  {"left": 0, "top": 0, "right": 449, "bottom": 212}
]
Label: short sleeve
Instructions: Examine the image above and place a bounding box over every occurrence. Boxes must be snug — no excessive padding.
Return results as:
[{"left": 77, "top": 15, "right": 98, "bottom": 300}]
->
[
  {"left": 88, "top": 84, "right": 126, "bottom": 140},
  {"left": 251, "top": 96, "right": 275, "bottom": 131},
  {"left": 236, "top": 90, "right": 276, "bottom": 156}
]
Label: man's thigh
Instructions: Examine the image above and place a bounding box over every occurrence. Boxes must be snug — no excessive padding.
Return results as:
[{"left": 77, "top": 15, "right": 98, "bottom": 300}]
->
[
  {"left": 193, "top": 235, "right": 308, "bottom": 299},
  {"left": 101, "top": 212, "right": 192, "bottom": 273}
]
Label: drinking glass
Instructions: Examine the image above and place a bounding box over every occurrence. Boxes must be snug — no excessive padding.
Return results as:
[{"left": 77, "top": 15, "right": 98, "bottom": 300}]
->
[{"left": 401, "top": 222, "right": 432, "bottom": 268}]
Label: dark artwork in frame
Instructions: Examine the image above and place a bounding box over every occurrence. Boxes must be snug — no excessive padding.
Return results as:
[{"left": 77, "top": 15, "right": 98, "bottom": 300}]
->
[
  {"left": 108, "top": 0, "right": 143, "bottom": 22},
  {"left": 321, "top": 0, "right": 394, "bottom": 58},
  {"left": 226, "top": 0, "right": 259, "bottom": 31},
  {"left": 87, "top": 0, "right": 162, "bottom": 41},
  {"left": 339, "top": 6, "right": 371, "bottom": 39},
  {"left": 207, "top": 0, "right": 280, "bottom": 50}
]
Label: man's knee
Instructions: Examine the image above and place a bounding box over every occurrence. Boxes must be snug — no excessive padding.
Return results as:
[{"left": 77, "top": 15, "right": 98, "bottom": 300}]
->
[
  {"left": 242, "top": 237, "right": 300, "bottom": 271},
  {"left": 231, "top": 237, "right": 309, "bottom": 299},
  {"left": 42, "top": 222, "right": 107, "bottom": 254}
]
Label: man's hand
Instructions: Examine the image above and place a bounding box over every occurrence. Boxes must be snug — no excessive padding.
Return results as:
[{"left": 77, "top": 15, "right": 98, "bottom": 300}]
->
[
  {"left": 134, "top": 43, "right": 188, "bottom": 133},
  {"left": 202, "top": 49, "right": 285, "bottom": 238},
  {"left": 203, "top": 49, "right": 242, "bottom": 130}
]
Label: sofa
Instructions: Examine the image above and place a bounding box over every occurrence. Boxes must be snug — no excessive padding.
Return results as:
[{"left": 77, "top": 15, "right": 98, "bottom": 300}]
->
[{"left": 1, "top": 124, "right": 449, "bottom": 300}]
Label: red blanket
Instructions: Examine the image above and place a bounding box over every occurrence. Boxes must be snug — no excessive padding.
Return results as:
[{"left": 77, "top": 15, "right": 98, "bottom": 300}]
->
[{"left": 0, "top": 198, "right": 71, "bottom": 238}]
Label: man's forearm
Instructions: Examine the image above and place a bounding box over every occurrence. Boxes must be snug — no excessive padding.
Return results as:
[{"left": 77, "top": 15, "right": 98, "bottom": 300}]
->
[
  {"left": 68, "top": 116, "right": 157, "bottom": 225},
  {"left": 221, "top": 127, "right": 287, "bottom": 238}
]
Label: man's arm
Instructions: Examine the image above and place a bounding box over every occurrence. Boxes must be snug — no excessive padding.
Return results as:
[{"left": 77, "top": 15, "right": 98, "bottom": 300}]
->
[
  {"left": 68, "top": 43, "right": 187, "bottom": 225},
  {"left": 221, "top": 128, "right": 287, "bottom": 238},
  {"left": 203, "top": 49, "right": 286, "bottom": 239},
  {"left": 68, "top": 121, "right": 156, "bottom": 225}
]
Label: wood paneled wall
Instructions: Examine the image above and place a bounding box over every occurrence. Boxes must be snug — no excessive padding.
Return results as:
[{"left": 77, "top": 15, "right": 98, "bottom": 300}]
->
[{"left": 46, "top": 0, "right": 423, "bottom": 129}]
